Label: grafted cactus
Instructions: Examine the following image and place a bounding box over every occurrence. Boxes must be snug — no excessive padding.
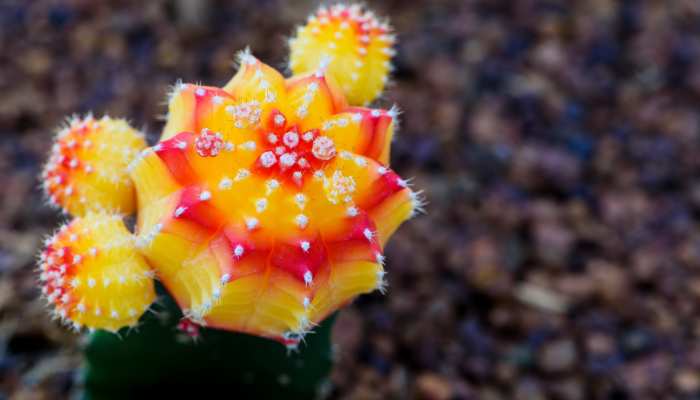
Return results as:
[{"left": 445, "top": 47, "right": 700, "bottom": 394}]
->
[{"left": 37, "top": 3, "right": 421, "bottom": 396}]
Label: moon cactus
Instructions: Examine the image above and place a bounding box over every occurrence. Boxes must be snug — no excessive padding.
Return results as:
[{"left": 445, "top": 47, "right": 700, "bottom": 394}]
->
[{"left": 37, "top": 4, "right": 422, "bottom": 349}]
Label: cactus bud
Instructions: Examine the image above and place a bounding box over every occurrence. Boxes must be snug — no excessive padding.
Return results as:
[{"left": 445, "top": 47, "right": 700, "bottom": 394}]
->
[
  {"left": 38, "top": 213, "right": 156, "bottom": 332},
  {"left": 289, "top": 4, "right": 395, "bottom": 106},
  {"left": 42, "top": 116, "right": 146, "bottom": 216},
  {"left": 128, "top": 53, "right": 419, "bottom": 344}
]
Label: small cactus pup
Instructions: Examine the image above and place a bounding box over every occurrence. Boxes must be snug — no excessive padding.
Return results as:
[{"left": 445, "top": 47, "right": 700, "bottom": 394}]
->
[
  {"left": 35, "top": 3, "right": 420, "bottom": 397},
  {"left": 129, "top": 48, "right": 420, "bottom": 348},
  {"left": 289, "top": 4, "right": 395, "bottom": 106},
  {"left": 42, "top": 115, "right": 147, "bottom": 216},
  {"left": 38, "top": 213, "right": 156, "bottom": 332}
]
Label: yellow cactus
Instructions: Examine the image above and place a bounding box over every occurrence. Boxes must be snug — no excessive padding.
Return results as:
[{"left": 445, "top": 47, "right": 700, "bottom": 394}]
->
[
  {"left": 42, "top": 115, "right": 146, "bottom": 216},
  {"left": 289, "top": 4, "right": 395, "bottom": 106},
  {"left": 38, "top": 213, "right": 156, "bottom": 332}
]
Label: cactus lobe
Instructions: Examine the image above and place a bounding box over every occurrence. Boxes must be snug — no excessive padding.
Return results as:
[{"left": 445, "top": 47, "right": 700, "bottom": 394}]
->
[
  {"left": 289, "top": 4, "right": 395, "bottom": 106},
  {"left": 42, "top": 116, "right": 146, "bottom": 216},
  {"left": 38, "top": 213, "right": 156, "bottom": 332},
  {"left": 129, "top": 53, "right": 418, "bottom": 345}
]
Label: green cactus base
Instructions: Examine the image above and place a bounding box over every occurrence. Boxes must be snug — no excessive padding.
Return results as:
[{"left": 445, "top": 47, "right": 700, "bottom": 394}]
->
[{"left": 81, "top": 287, "right": 335, "bottom": 399}]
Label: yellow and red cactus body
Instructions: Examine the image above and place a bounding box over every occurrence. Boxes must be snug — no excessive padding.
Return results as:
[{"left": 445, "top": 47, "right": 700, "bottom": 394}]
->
[
  {"left": 129, "top": 51, "right": 420, "bottom": 346},
  {"left": 38, "top": 213, "right": 156, "bottom": 332},
  {"left": 42, "top": 115, "right": 146, "bottom": 216},
  {"left": 289, "top": 4, "right": 395, "bottom": 106}
]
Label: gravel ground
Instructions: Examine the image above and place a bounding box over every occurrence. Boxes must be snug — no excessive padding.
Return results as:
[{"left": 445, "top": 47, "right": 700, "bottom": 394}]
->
[{"left": 3, "top": 0, "right": 700, "bottom": 399}]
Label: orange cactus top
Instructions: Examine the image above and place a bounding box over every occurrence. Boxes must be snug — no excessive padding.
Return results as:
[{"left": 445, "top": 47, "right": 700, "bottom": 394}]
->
[
  {"left": 128, "top": 52, "right": 420, "bottom": 346},
  {"left": 38, "top": 5, "right": 422, "bottom": 346},
  {"left": 42, "top": 116, "right": 146, "bottom": 216}
]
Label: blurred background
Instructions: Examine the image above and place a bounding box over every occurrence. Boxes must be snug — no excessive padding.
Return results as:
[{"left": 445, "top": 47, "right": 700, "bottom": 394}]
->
[{"left": 3, "top": 0, "right": 700, "bottom": 398}]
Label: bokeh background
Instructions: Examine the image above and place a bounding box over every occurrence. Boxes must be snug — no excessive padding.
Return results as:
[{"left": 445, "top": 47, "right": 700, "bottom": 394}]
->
[{"left": 3, "top": 0, "right": 700, "bottom": 398}]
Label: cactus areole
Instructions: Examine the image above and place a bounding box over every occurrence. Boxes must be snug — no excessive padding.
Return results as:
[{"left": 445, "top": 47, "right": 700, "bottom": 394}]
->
[{"left": 38, "top": 4, "right": 422, "bottom": 349}]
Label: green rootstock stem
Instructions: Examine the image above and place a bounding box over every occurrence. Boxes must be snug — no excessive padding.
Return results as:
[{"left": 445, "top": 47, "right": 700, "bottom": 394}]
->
[{"left": 81, "top": 285, "right": 335, "bottom": 399}]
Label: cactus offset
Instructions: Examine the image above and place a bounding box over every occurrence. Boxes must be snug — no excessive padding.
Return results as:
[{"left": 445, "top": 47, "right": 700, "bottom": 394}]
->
[
  {"left": 129, "top": 50, "right": 418, "bottom": 347},
  {"left": 42, "top": 116, "right": 146, "bottom": 216},
  {"left": 37, "top": 4, "right": 421, "bottom": 351},
  {"left": 289, "top": 4, "right": 395, "bottom": 106},
  {"left": 38, "top": 213, "right": 155, "bottom": 332}
]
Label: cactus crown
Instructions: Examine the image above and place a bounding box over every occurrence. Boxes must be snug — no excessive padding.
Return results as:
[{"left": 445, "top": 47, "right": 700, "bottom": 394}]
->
[
  {"left": 38, "top": 3, "right": 422, "bottom": 347},
  {"left": 38, "top": 213, "right": 155, "bottom": 333}
]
